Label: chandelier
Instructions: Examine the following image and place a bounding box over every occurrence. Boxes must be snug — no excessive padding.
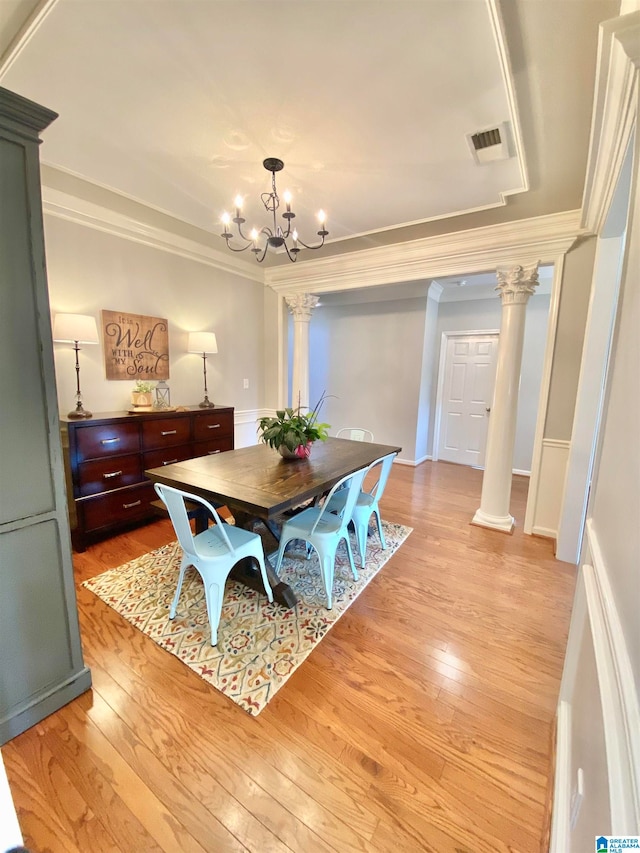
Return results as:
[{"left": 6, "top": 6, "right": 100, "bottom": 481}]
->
[{"left": 221, "top": 157, "right": 328, "bottom": 263}]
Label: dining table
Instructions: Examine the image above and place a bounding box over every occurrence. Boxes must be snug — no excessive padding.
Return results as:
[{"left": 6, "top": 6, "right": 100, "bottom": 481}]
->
[{"left": 145, "top": 436, "right": 401, "bottom": 607}]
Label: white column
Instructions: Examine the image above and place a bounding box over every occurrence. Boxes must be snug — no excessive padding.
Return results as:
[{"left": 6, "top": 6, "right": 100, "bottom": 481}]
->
[
  {"left": 285, "top": 293, "right": 319, "bottom": 409},
  {"left": 472, "top": 263, "right": 539, "bottom": 533}
]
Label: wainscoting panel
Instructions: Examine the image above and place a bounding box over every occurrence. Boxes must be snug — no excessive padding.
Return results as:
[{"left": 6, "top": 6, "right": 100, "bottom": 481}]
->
[
  {"left": 551, "top": 521, "right": 640, "bottom": 850},
  {"left": 529, "top": 438, "right": 570, "bottom": 540},
  {"left": 234, "top": 409, "right": 264, "bottom": 448}
]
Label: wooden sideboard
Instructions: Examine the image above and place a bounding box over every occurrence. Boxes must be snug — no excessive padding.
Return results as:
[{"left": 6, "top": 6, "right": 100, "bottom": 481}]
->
[{"left": 61, "top": 406, "right": 234, "bottom": 551}]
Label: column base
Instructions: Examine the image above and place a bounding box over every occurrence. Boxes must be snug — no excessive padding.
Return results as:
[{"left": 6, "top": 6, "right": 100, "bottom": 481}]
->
[{"left": 471, "top": 508, "right": 515, "bottom": 534}]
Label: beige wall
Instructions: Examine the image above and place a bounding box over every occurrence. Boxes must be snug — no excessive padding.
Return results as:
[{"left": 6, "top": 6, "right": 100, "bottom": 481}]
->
[
  {"left": 44, "top": 215, "right": 265, "bottom": 419},
  {"left": 545, "top": 237, "right": 597, "bottom": 439}
]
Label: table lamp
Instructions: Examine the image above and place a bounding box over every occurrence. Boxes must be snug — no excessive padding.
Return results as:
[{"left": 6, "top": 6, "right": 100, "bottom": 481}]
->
[
  {"left": 188, "top": 331, "right": 218, "bottom": 408},
  {"left": 53, "top": 313, "right": 99, "bottom": 418}
]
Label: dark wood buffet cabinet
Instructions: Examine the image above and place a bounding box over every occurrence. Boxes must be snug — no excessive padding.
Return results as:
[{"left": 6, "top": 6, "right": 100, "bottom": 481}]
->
[{"left": 61, "top": 406, "right": 234, "bottom": 551}]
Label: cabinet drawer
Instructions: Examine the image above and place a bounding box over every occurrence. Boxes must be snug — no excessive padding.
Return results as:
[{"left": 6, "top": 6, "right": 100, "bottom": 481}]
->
[
  {"left": 192, "top": 436, "right": 233, "bottom": 458},
  {"left": 143, "top": 444, "right": 192, "bottom": 471},
  {"left": 193, "top": 412, "right": 233, "bottom": 442},
  {"left": 142, "top": 417, "right": 191, "bottom": 450},
  {"left": 77, "top": 455, "right": 143, "bottom": 497},
  {"left": 76, "top": 422, "right": 140, "bottom": 461},
  {"left": 79, "top": 482, "right": 155, "bottom": 533}
]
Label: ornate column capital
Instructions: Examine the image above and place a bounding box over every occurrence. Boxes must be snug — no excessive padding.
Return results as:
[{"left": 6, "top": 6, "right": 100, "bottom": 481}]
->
[
  {"left": 285, "top": 293, "right": 319, "bottom": 320},
  {"left": 496, "top": 263, "right": 540, "bottom": 305}
]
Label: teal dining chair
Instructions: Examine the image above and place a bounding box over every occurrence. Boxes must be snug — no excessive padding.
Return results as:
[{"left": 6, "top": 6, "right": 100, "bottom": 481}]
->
[
  {"left": 325, "top": 451, "right": 398, "bottom": 568},
  {"left": 273, "top": 467, "right": 368, "bottom": 609},
  {"left": 154, "top": 483, "right": 273, "bottom": 645}
]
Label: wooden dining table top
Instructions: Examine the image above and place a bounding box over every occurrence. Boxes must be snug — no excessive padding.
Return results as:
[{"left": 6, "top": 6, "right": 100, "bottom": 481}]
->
[{"left": 145, "top": 437, "right": 402, "bottom": 520}]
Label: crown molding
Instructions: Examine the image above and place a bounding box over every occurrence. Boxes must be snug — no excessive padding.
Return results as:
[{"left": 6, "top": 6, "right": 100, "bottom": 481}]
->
[
  {"left": 581, "top": 11, "right": 640, "bottom": 235},
  {"left": 0, "top": 0, "right": 59, "bottom": 78},
  {"left": 264, "top": 210, "right": 585, "bottom": 294},
  {"left": 42, "top": 186, "right": 263, "bottom": 283},
  {"left": 487, "top": 0, "right": 529, "bottom": 195},
  {"left": 40, "top": 177, "right": 584, "bottom": 296}
]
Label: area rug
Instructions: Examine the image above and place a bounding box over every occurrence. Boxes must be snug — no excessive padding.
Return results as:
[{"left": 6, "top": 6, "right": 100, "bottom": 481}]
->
[{"left": 82, "top": 521, "right": 412, "bottom": 715}]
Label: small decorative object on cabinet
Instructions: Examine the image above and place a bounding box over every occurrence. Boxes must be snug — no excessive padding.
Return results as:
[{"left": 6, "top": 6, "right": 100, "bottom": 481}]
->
[
  {"left": 154, "top": 380, "right": 171, "bottom": 410},
  {"left": 130, "top": 379, "right": 155, "bottom": 411},
  {"left": 61, "top": 405, "right": 234, "bottom": 551}
]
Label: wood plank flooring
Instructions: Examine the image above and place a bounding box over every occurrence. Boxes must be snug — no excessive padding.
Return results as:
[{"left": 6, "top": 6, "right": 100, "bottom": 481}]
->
[{"left": 3, "top": 461, "right": 576, "bottom": 853}]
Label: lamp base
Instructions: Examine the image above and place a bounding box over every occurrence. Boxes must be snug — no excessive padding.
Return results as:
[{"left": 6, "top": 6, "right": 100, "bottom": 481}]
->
[
  {"left": 198, "top": 397, "right": 215, "bottom": 409},
  {"left": 68, "top": 404, "right": 93, "bottom": 419}
]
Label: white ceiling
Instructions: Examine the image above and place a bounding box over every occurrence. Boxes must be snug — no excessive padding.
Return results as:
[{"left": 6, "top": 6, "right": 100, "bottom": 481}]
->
[{"left": 0, "top": 0, "right": 617, "bottom": 267}]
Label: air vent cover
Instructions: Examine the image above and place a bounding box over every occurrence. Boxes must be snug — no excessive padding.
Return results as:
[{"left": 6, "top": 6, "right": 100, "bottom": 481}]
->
[
  {"left": 466, "top": 122, "right": 511, "bottom": 164},
  {"left": 471, "top": 128, "right": 501, "bottom": 150}
]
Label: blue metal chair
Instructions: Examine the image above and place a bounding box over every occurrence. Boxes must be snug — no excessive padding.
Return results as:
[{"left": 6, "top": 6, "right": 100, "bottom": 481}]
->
[
  {"left": 273, "top": 467, "right": 368, "bottom": 609},
  {"left": 324, "top": 452, "right": 398, "bottom": 568},
  {"left": 154, "top": 483, "right": 273, "bottom": 645}
]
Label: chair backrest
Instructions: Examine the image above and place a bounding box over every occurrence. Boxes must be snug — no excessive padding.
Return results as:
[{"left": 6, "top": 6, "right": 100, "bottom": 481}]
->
[
  {"left": 310, "top": 467, "right": 367, "bottom": 536},
  {"left": 365, "top": 452, "right": 397, "bottom": 502},
  {"left": 336, "top": 427, "right": 374, "bottom": 442},
  {"left": 154, "top": 483, "right": 234, "bottom": 556}
]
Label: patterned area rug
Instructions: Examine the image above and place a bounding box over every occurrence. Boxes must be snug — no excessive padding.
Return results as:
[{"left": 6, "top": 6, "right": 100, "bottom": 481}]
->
[{"left": 83, "top": 521, "right": 412, "bottom": 715}]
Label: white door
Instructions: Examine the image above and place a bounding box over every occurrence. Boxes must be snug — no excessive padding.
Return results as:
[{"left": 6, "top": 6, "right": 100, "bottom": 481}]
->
[{"left": 437, "top": 333, "right": 499, "bottom": 467}]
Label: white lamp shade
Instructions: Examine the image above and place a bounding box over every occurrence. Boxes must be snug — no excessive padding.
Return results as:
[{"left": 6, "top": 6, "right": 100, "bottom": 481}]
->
[
  {"left": 188, "top": 331, "right": 218, "bottom": 354},
  {"left": 53, "top": 313, "right": 99, "bottom": 344}
]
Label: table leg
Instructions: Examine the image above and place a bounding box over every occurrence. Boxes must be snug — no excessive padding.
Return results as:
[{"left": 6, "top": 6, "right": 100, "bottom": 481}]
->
[{"left": 230, "top": 511, "right": 297, "bottom": 609}]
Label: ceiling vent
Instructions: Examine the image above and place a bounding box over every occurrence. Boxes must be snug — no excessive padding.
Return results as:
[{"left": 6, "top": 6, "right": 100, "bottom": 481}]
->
[{"left": 466, "top": 122, "right": 511, "bottom": 165}]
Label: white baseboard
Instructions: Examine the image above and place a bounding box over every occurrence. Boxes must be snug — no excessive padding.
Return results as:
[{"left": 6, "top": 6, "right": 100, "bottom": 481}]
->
[
  {"left": 395, "top": 454, "right": 431, "bottom": 467},
  {"left": 531, "top": 525, "right": 557, "bottom": 539}
]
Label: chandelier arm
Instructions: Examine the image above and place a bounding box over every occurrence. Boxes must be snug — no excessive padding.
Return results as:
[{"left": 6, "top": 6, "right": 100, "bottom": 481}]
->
[
  {"left": 281, "top": 242, "right": 299, "bottom": 262},
  {"left": 294, "top": 232, "right": 327, "bottom": 251},
  {"left": 223, "top": 238, "right": 254, "bottom": 253},
  {"left": 235, "top": 220, "right": 255, "bottom": 243},
  {"left": 253, "top": 243, "right": 269, "bottom": 263}
]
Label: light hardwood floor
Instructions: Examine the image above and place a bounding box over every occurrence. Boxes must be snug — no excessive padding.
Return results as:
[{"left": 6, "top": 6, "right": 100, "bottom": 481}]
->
[{"left": 3, "top": 461, "right": 576, "bottom": 853}]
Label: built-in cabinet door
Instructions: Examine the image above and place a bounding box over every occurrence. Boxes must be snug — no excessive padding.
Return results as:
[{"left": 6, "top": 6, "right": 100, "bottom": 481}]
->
[{"left": 0, "top": 87, "right": 91, "bottom": 744}]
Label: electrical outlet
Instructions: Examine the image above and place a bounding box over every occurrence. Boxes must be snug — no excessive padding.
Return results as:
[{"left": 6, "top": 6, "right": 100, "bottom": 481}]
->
[{"left": 243, "top": 378, "right": 249, "bottom": 389}]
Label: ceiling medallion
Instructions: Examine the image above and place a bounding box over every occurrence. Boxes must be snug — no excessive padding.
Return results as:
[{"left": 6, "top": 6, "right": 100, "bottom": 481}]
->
[{"left": 221, "top": 158, "right": 328, "bottom": 263}]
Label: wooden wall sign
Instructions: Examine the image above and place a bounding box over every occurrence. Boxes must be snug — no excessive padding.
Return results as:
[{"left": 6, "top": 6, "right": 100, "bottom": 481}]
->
[{"left": 102, "top": 310, "right": 170, "bottom": 380}]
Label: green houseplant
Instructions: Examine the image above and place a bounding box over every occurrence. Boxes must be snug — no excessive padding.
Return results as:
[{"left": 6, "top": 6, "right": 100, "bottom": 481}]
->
[
  {"left": 258, "top": 393, "right": 331, "bottom": 459},
  {"left": 131, "top": 379, "right": 156, "bottom": 408}
]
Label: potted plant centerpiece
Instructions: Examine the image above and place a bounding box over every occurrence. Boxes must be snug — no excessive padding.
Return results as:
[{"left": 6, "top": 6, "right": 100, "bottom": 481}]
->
[{"left": 258, "top": 393, "right": 331, "bottom": 460}]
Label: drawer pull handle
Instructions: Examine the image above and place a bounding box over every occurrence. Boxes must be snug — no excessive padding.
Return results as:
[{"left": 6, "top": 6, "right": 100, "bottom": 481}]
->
[
  {"left": 101, "top": 437, "right": 120, "bottom": 445},
  {"left": 162, "top": 459, "right": 178, "bottom": 466},
  {"left": 122, "top": 500, "right": 141, "bottom": 509},
  {"left": 103, "top": 470, "right": 123, "bottom": 479},
  {"left": 208, "top": 449, "right": 221, "bottom": 455},
  {"left": 161, "top": 429, "right": 177, "bottom": 436},
  {"left": 207, "top": 424, "right": 220, "bottom": 429}
]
